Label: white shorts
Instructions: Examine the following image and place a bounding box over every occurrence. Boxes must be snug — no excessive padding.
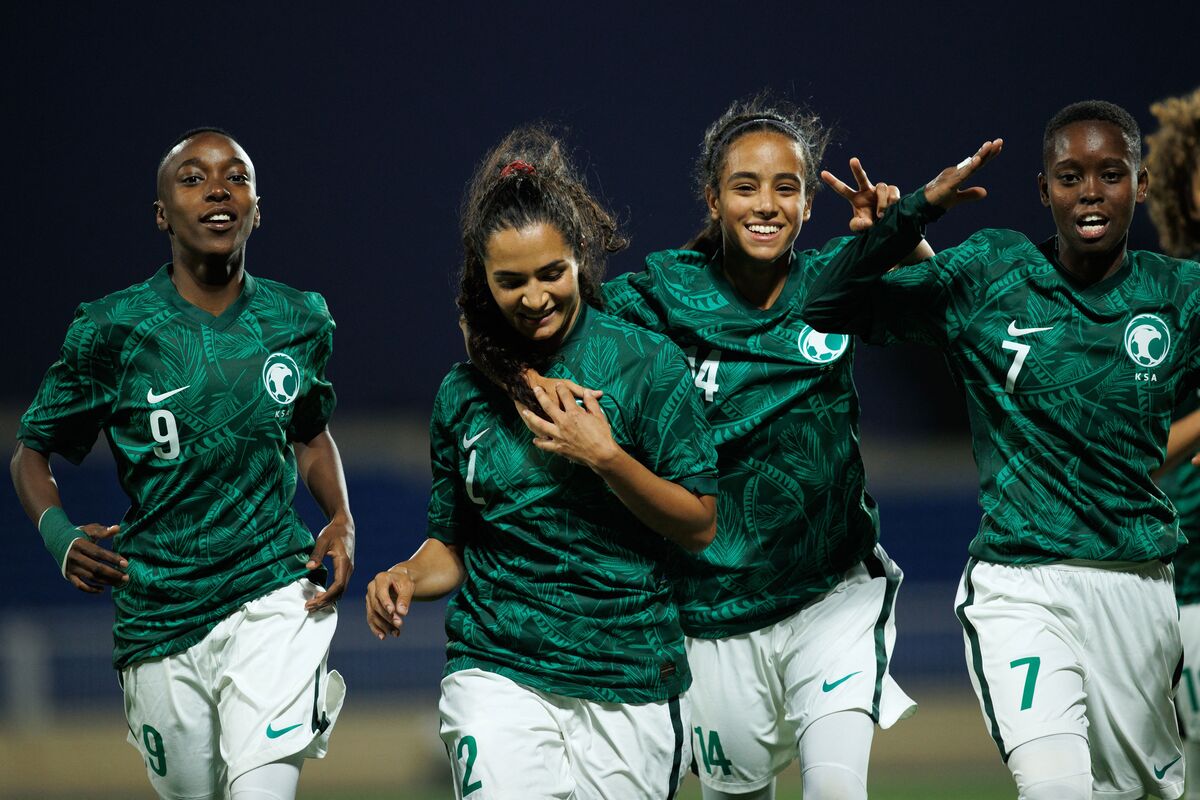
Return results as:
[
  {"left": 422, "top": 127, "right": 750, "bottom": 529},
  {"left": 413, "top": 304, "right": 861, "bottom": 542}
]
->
[
  {"left": 1176, "top": 601, "right": 1200, "bottom": 741},
  {"left": 438, "top": 668, "right": 690, "bottom": 800},
  {"left": 956, "top": 558, "right": 1183, "bottom": 800},
  {"left": 685, "top": 544, "right": 916, "bottom": 792},
  {"left": 122, "top": 578, "right": 346, "bottom": 799}
]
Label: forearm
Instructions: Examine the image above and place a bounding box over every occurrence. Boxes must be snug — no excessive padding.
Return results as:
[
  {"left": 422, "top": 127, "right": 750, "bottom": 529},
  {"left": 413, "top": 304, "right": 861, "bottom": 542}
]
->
[
  {"left": 802, "top": 191, "right": 943, "bottom": 332},
  {"left": 294, "top": 429, "right": 353, "bottom": 526},
  {"left": 594, "top": 449, "right": 716, "bottom": 553},
  {"left": 11, "top": 443, "right": 63, "bottom": 523},
  {"left": 390, "top": 538, "right": 466, "bottom": 600},
  {"left": 1154, "top": 409, "right": 1200, "bottom": 477}
]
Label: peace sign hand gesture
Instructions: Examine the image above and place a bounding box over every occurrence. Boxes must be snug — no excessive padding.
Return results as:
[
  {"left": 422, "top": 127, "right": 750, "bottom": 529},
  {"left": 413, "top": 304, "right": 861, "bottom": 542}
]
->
[{"left": 820, "top": 158, "right": 901, "bottom": 233}]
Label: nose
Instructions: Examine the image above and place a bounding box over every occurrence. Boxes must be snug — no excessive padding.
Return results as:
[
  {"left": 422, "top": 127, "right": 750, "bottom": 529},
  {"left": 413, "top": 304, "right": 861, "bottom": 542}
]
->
[
  {"left": 205, "top": 181, "right": 231, "bottom": 202},
  {"left": 753, "top": 188, "right": 778, "bottom": 216},
  {"left": 520, "top": 282, "right": 549, "bottom": 310},
  {"left": 1080, "top": 175, "right": 1103, "bottom": 204}
]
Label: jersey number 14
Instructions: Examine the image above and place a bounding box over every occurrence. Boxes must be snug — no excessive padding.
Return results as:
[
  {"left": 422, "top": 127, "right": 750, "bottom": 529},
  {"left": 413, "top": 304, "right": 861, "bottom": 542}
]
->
[{"left": 685, "top": 347, "right": 722, "bottom": 403}]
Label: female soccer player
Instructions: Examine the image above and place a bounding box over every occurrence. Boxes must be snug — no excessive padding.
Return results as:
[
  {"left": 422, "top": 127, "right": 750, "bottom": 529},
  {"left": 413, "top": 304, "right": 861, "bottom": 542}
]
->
[
  {"left": 508, "top": 96, "right": 924, "bottom": 800},
  {"left": 365, "top": 127, "right": 718, "bottom": 800},
  {"left": 803, "top": 100, "right": 1197, "bottom": 800},
  {"left": 10, "top": 128, "right": 352, "bottom": 800},
  {"left": 1146, "top": 86, "right": 1200, "bottom": 800}
]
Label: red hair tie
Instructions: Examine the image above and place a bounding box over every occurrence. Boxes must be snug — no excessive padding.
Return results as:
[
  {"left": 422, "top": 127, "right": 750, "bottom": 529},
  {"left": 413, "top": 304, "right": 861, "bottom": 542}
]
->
[{"left": 499, "top": 160, "right": 536, "bottom": 178}]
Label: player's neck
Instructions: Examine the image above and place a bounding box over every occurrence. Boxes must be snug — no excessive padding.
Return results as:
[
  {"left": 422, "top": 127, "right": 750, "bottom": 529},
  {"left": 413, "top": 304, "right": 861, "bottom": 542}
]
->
[
  {"left": 722, "top": 251, "right": 790, "bottom": 310},
  {"left": 1055, "top": 237, "right": 1129, "bottom": 285},
  {"left": 169, "top": 255, "right": 246, "bottom": 317}
]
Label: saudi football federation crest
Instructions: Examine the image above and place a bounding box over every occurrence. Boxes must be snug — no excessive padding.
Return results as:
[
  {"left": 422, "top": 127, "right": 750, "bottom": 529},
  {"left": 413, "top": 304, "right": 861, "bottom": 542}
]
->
[
  {"left": 1123, "top": 314, "right": 1170, "bottom": 368},
  {"left": 262, "top": 353, "right": 301, "bottom": 404},
  {"left": 798, "top": 324, "right": 849, "bottom": 364}
]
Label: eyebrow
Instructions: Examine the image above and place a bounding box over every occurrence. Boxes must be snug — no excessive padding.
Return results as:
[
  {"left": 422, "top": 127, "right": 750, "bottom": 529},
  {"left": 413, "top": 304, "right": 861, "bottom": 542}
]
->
[
  {"left": 726, "top": 171, "right": 802, "bottom": 182},
  {"left": 491, "top": 260, "right": 568, "bottom": 278},
  {"left": 175, "top": 156, "right": 250, "bottom": 171}
]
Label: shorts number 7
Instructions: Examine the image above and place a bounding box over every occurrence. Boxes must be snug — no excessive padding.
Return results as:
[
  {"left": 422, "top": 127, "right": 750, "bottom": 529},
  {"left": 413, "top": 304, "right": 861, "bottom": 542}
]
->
[{"left": 1009, "top": 656, "right": 1041, "bottom": 711}]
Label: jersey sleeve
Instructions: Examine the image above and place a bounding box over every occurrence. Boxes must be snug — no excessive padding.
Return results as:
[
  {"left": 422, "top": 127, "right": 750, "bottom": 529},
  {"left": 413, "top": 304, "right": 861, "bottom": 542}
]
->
[
  {"left": 425, "top": 375, "right": 478, "bottom": 544},
  {"left": 629, "top": 340, "right": 718, "bottom": 496},
  {"left": 18, "top": 308, "right": 115, "bottom": 464},
  {"left": 288, "top": 296, "right": 337, "bottom": 443},
  {"left": 800, "top": 190, "right": 945, "bottom": 337},
  {"left": 602, "top": 269, "right": 669, "bottom": 333}
]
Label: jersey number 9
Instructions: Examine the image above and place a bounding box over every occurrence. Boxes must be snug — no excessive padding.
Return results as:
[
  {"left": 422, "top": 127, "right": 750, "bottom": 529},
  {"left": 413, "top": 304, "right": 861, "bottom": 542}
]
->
[{"left": 150, "top": 409, "right": 181, "bottom": 460}]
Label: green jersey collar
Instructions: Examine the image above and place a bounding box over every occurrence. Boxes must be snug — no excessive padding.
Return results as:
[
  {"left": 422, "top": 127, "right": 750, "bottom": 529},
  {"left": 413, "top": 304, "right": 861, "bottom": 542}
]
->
[
  {"left": 150, "top": 263, "right": 258, "bottom": 330},
  {"left": 708, "top": 250, "right": 803, "bottom": 315}
]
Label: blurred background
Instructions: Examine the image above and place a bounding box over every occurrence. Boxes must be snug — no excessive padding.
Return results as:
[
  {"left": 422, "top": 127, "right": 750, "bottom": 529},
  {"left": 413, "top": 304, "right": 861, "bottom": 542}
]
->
[{"left": 3, "top": 1, "right": 1195, "bottom": 797}]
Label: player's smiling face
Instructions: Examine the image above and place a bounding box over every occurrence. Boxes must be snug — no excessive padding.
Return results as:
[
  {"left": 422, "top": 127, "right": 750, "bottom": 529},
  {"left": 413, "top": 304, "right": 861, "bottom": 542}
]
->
[
  {"left": 707, "top": 130, "right": 812, "bottom": 270},
  {"left": 156, "top": 132, "right": 260, "bottom": 264},
  {"left": 1039, "top": 120, "right": 1147, "bottom": 271},
  {"left": 483, "top": 221, "right": 581, "bottom": 345}
]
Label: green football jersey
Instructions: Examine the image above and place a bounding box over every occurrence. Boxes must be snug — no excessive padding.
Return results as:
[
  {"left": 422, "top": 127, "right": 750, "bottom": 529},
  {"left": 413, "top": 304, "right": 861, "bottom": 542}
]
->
[
  {"left": 802, "top": 192, "right": 1200, "bottom": 565},
  {"left": 602, "top": 244, "right": 881, "bottom": 639},
  {"left": 426, "top": 305, "right": 717, "bottom": 704},
  {"left": 19, "top": 265, "right": 336, "bottom": 669},
  {"left": 1159, "top": 390, "right": 1200, "bottom": 604}
]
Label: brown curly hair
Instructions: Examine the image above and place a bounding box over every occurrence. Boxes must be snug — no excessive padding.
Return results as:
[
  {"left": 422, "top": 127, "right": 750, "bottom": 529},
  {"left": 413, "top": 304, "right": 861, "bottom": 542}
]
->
[
  {"left": 1145, "top": 87, "right": 1200, "bottom": 258},
  {"left": 458, "top": 126, "right": 628, "bottom": 408}
]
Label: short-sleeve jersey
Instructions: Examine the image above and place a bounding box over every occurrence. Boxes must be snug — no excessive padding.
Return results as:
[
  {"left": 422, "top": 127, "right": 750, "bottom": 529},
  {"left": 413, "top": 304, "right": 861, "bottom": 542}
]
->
[
  {"left": 19, "top": 265, "right": 336, "bottom": 669},
  {"left": 426, "top": 305, "right": 717, "bottom": 704},
  {"left": 602, "top": 245, "right": 880, "bottom": 639},
  {"left": 802, "top": 192, "right": 1200, "bottom": 565},
  {"left": 1159, "top": 392, "right": 1200, "bottom": 604}
]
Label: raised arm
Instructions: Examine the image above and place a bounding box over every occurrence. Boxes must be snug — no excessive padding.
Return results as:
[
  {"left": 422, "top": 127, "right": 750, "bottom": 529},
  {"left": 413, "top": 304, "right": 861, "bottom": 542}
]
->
[
  {"left": 10, "top": 442, "right": 125, "bottom": 593},
  {"left": 801, "top": 139, "right": 1003, "bottom": 334},
  {"left": 365, "top": 538, "right": 466, "bottom": 640},
  {"left": 520, "top": 384, "right": 716, "bottom": 553},
  {"left": 294, "top": 429, "right": 355, "bottom": 611}
]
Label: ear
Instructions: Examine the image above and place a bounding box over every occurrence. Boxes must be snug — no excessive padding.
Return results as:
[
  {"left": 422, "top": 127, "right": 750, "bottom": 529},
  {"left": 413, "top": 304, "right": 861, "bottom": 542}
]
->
[
  {"left": 1135, "top": 167, "right": 1149, "bottom": 204},
  {"left": 253, "top": 197, "right": 262, "bottom": 229},
  {"left": 704, "top": 185, "right": 720, "bottom": 221},
  {"left": 802, "top": 193, "right": 814, "bottom": 222},
  {"left": 1037, "top": 173, "right": 1050, "bottom": 207},
  {"left": 154, "top": 200, "right": 171, "bottom": 233}
]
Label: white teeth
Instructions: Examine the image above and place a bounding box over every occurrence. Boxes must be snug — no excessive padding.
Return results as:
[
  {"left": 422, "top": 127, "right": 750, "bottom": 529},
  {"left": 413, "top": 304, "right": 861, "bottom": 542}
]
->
[
  {"left": 748, "top": 224, "right": 781, "bottom": 234},
  {"left": 1080, "top": 215, "right": 1105, "bottom": 224},
  {"left": 207, "top": 214, "right": 231, "bottom": 222}
]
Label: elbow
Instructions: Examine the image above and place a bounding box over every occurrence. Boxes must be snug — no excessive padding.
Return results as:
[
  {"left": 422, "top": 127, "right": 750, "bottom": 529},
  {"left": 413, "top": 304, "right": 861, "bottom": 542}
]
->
[{"left": 680, "top": 511, "right": 717, "bottom": 554}]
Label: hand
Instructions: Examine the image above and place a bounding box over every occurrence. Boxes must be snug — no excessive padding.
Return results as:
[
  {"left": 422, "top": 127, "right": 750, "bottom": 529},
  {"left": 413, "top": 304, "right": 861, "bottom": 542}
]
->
[
  {"left": 64, "top": 523, "right": 125, "bottom": 593},
  {"left": 922, "top": 139, "right": 1004, "bottom": 209},
  {"left": 366, "top": 566, "right": 415, "bottom": 640},
  {"left": 305, "top": 516, "right": 355, "bottom": 611},
  {"left": 519, "top": 384, "right": 621, "bottom": 470},
  {"left": 821, "top": 158, "right": 901, "bottom": 232},
  {"left": 517, "top": 370, "right": 603, "bottom": 430}
]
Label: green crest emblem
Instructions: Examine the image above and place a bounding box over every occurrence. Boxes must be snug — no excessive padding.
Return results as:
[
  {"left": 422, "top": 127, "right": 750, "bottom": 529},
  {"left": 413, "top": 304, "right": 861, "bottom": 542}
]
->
[
  {"left": 262, "top": 353, "right": 301, "bottom": 404},
  {"left": 798, "top": 324, "right": 849, "bottom": 364},
  {"left": 1123, "top": 314, "right": 1170, "bottom": 368}
]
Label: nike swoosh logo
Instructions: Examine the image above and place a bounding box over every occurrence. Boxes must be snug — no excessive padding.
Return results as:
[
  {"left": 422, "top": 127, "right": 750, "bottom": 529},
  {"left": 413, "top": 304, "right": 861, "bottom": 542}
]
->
[
  {"left": 147, "top": 385, "right": 190, "bottom": 404},
  {"left": 266, "top": 722, "right": 303, "bottom": 739},
  {"left": 1007, "top": 321, "right": 1054, "bottom": 337},
  {"left": 1155, "top": 755, "right": 1182, "bottom": 779},
  {"left": 462, "top": 428, "right": 490, "bottom": 449},
  {"left": 821, "top": 671, "right": 862, "bottom": 692}
]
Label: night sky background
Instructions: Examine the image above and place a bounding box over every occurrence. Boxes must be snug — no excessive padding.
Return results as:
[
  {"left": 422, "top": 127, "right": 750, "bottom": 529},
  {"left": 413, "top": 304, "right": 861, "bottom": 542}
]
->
[{"left": 9, "top": 2, "right": 1196, "bottom": 433}]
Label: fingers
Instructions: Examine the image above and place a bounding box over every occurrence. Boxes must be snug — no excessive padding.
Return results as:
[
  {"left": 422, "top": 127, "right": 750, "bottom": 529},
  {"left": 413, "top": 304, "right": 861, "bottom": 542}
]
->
[
  {"left": 306, "top": 536, "right": 331, "bottom": 571},
  {"left": 307, "top": 554, "right": 351, "bottom": 611},
  {"left": 820, "top": 170, "right": 856, "bottom": 200},
  {"left": 519, "top": 405, "right": 559, "bottom": 439},
  {"left": 582, "top": 391, "right": 606, "bottom": 419},
  {"left": 532, "top": 384, "right": 563, "bottom": 419},
  {"left": 365, "top": 571, "right": 414, "bottom": 640},
  {"left": 80, "top": 523, "right": 121, "bottom": 541},
  {"left": 66, "top": 540, "right": 129, "bottom": 589},
  {"left": 849, "top": 157, "right": 873, "bottom": 191}
]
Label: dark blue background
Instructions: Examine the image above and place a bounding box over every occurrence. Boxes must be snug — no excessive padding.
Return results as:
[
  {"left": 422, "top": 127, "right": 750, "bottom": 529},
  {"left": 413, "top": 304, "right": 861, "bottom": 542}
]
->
[{"left": 6, "top": 2, "right": 1197, "bottom": 606}]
